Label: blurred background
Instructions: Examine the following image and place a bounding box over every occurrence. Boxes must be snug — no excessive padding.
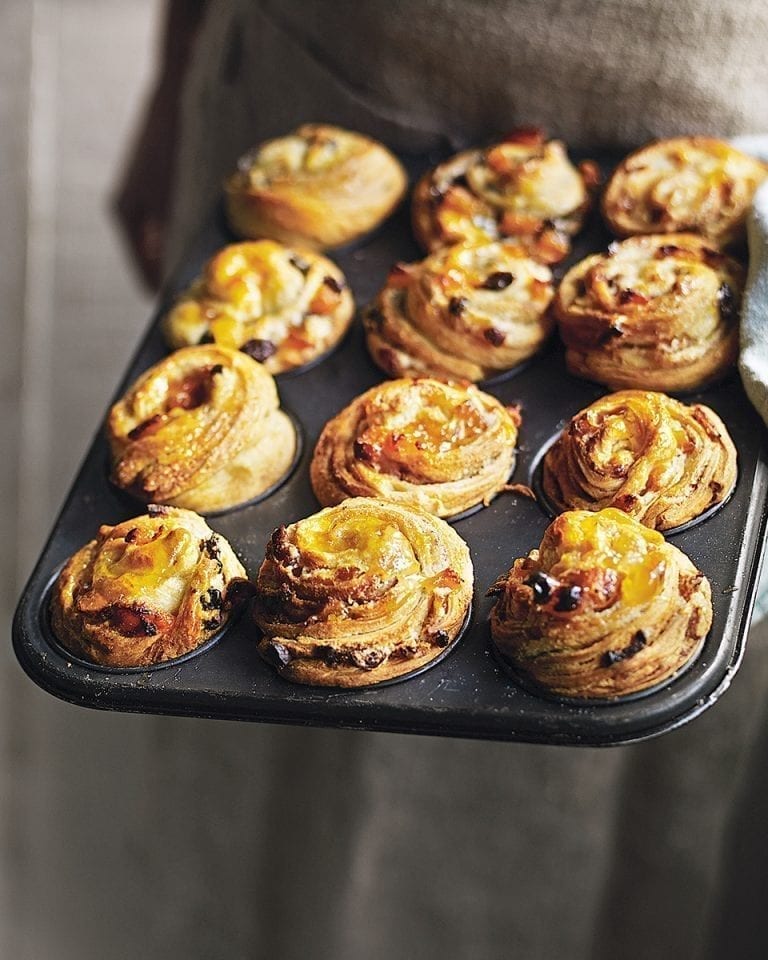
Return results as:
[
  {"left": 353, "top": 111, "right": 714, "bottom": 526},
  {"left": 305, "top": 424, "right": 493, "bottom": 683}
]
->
[
  {"left": 3, "top": 1, "right": 162, "bottom": 954},
  {"left": 4, "top": 3, "right": 768, "bottom": 958}
]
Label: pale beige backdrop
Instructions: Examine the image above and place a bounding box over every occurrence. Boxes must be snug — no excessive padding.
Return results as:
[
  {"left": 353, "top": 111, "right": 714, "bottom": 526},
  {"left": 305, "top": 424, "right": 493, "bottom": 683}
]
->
[
  {"left": 3, "top": 0, "right": 159, "bottom": 955},
  {"left": 5, "top": 3, "right": 768, "bottom": 960}
]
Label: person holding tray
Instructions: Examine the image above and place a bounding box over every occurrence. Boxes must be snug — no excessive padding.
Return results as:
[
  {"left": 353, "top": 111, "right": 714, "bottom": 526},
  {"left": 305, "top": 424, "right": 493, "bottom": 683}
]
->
[{"left": 110, "top": 3, "right": 768, "bottom": 959}]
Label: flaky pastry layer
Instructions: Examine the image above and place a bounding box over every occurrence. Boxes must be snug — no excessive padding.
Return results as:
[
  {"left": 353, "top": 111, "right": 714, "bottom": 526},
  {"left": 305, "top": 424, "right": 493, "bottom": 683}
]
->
[
  {"left": 311, "top": 378, "right": 520, "bottom": 517},
  {"left": 162, "top": 240, "right": 354, "bottom": 374},
  {"left": 603, "top": 136, "right": 768, "bottom": 246},
  {"left": 252, "top": 498, "right": 473, "bottom": 687},
  {"left": 108, "top": 345, "right": 296, "bottom": 513},
  {"left": 364, "top": 239, "right": 554, "bottom": 382},
  {"left": 489, "top": 508, "right": 712, "bottom": 698},
  {"left": 51, "top": 506, "right": 246, "bottom": 667},
  {"left": 543, "top": 390, "right": 737, "bottom": 530},
  {"left": 555, "top": 233, "right": 743, "bottom": 391},
  {"left": 224, "top": 124, "right": 407, "bottom": 249}
]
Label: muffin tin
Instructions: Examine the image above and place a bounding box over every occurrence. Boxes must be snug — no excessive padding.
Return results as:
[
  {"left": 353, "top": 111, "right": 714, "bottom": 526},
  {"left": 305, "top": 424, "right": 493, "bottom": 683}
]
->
[{"left": 12, "top": 151, "right": 768, "bottom": 745}]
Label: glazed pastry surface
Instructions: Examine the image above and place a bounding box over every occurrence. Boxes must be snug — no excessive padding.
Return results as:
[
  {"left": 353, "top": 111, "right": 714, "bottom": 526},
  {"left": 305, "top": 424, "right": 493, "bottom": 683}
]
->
[
  {"left": 224, "top": 123, "right": 407, "bottom": 249},
  {"left": 108, "top": 345, "right": 296, "bottom": 513},
  {"left": 555, "top": 233, "right": 743, "bottom": 391},
  {"left": 603, "top": 136, "right": 768, "bottom": 246},
  {"left": 162, "top": 240, "right": 354, "bottom": 374},
  {"left": 311, "top": 378, "right": 520, "bottom": 517},
  {"left": 412, "top": 128, "right": 597, "bottom": 262},
  {"left": 252, "top": 498, "right": 474, "bottom": 687},
  {"left": 364, "top": 239, "right": 554, "bottom": 382},
  {"left": 489, "top": 508, "right": 712, "bottom": 698},
  {"left": 543, "top": 390, "right": 737, "bottom": 530},
  {"left": 51, "top": 506, "right": 246, "bottom": 668}
]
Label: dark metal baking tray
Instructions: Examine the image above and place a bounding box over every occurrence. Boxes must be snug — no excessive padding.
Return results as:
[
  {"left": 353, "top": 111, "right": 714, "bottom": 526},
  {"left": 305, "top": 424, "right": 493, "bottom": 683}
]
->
[{"left": 12, "top": 152, "right": 768, "bottom": 745}]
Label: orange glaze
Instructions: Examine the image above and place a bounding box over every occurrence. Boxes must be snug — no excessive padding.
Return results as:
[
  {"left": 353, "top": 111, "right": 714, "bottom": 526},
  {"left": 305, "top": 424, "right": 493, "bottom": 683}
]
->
[
  {"left": 92, "top": 525, "right": 196, "bottom": 598},
  {"left": 355, "top": 393, "right": 489, "bottom": 477},
  {"left": 548, "top": 509, "right": 667, "bottom": 606},
  {"left": 128, "top": 366, "right": 218, "bottom": 441},
  {"left": 308, "top": 282, "right": 343, "bottom": 314},
  {"left": 294, "top": 511, "right": 420, "bottom": 583}
]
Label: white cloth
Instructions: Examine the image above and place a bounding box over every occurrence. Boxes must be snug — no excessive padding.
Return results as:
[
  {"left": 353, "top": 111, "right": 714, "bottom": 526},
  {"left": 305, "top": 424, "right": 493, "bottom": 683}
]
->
[
  {"left": 731, "top": 136, "right": 768, "bottom": 620},
  {"left": 734, "top": 135, "right": 768, "bottom": 428}
]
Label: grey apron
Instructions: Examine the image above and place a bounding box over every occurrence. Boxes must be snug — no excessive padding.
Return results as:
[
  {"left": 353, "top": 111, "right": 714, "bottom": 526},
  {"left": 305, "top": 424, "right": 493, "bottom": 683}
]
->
[{"left": 160, "top": 5, "right": 768, "bottom": 957}]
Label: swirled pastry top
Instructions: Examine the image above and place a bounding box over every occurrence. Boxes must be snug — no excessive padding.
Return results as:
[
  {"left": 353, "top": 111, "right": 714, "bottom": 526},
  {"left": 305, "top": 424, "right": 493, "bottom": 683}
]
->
[
  {"left": 364, "top": 239, "right": 554, "bottom": 382},
  {"left": 252, "top": 498, "right": 473, "bottom": 687},
  {"left": 542, "top": 391, "right": 737, "bottom": 531},
  {"left": 310, "top": 378, "right": 520, "bottom": 518},
  {"left": 489, "top": 508, "right": 712, "bottom": 698},
  {"left": 50, "top": 506, "right": 246, "bottom": 668},
  {"left": 555, "top": 233, "right": 743, "bottom": 391},
  {"left": 412, "top": 128, "right": 598, "bottom": 262},
  {"left": 108, "top": 345, "right": 296, "bottom": 513},
  {"left": 603, "top": 137, "right": 768, "bottom": 245},
  {"left": 224, "top": 124, "right": 407, "bottom": 249},
  {"left": 162, "top": 240, "right": 354, "bottom": 374}
]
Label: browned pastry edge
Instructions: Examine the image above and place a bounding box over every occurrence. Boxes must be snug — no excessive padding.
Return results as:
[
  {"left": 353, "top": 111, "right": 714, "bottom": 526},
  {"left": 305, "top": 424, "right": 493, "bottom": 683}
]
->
[
  {"left": 107, "top": 345, "right": 296, "bottom": 513},
  {"left": 602, "top": 136, "right": 768, "bottom": 245},
  {"left": 563, "top": 331, "right": 739, "bottom": 393},
  {"left": 488, "top": 509, "right": 712, "bottom": 699},
  {"left": 541, "top": 390, "right": 738, "bottom": 530},
  {"left": 411, "top": 128, "right": 598, "bottom": 260},
  {"left": 257, "top": 628, "right": 463, "bottom": 688},
  {"left": 50, "top": 506, "right": 247, "bottom": 668},
  {"left": 251, "top": 498, "right": 474, "bottom": 687},
  {"left": 224, "top": 124, "right": 408, "bottom": 249},
  {"left": 309, "top": 378, "right": 521, "bottom": 518},
  {"left": 555, "top": 233, "right": 744, "bottom": 392}
]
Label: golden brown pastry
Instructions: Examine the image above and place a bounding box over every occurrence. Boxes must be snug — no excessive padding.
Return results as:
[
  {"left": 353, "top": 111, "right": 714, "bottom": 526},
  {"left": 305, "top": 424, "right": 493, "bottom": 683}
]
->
[
  {"left": 162, "top": 240, "right": 354, "bottom": 374},
  {"left": 489, "top": 508, "right": 712, "bottom": 699},
  {"left": 364, "top": 239, "right": 554, "bottom": 382},
  {"left": 555, "top": 233, "right": 744, "bottom": 391},
  {"left": 108, "top": 345, "right": 296, "bottom": 513},
  {"left": 542, "top": 390, "right": 737, "bottom": 530},
  {"left": 50, "top": 505, "right": 247, "bottom": 668},
  {"left": 252, "top": 498, "right": 474, "bottom": 687},
  {"left": 603, "top": 136, "right": 768, "bottom": 246},
  {"left": 310, "top": 378, "right": 520, "bottom": 518},
  {"left": 412, "top": 127, "right": 598, "bottom": 262},
  {"left": 224, "top": 124, "right": 407, "bottom": 249}
]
